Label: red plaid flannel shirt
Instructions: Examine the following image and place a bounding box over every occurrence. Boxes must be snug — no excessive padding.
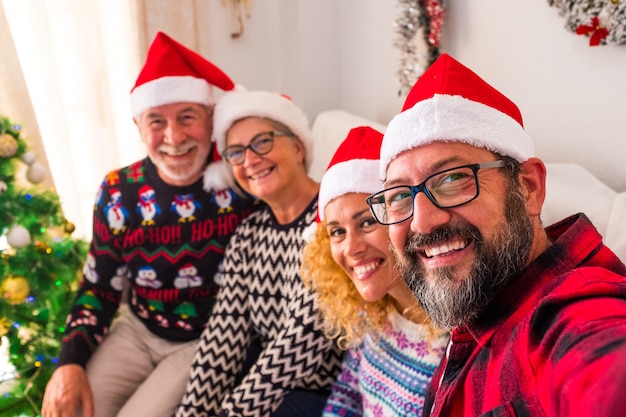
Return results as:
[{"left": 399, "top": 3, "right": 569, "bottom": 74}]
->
[{"left": 425, "top": 213, "right": 626, "bottom": 417}]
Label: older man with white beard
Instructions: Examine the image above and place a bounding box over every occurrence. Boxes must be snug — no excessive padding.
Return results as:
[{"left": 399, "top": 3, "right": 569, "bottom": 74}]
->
[{"left": 42, "top": 32, "right": 255, "bottom": 417}]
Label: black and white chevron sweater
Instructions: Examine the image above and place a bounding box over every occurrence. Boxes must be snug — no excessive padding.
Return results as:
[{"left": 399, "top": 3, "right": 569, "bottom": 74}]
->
[{"left": 176, "top": 196, "right": 344, "bottom": 417}]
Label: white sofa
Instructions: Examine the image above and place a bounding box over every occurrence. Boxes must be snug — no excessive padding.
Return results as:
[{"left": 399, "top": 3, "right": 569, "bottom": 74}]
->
[{"left": 310, "top": 110, "right": 626, "bottom": 263}]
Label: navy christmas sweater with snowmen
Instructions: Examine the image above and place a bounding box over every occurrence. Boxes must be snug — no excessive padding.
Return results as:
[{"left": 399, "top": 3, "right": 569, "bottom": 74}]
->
[{"left": 58, "top": 157, "right": 258, "bottom": 367}]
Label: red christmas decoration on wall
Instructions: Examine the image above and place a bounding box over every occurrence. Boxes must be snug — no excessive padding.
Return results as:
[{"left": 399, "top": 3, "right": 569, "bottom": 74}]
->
[
  {"left": 548, "top": 0, "right": 626, "bottom": 47},
  {"left": 576, "top": 16, "right": 610, "bottom": 45}
]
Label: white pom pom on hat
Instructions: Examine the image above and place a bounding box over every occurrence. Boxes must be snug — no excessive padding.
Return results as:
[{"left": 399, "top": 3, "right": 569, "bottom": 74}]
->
[
  {"left": 318, "top": 126, "right": 384, "bottom": 221},
  {"left": 380, "top": 53, "right": 535, "bottom": 181}
]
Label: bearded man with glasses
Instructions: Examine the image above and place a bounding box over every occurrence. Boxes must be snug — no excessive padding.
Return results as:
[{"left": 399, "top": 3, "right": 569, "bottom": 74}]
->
[{"left": 370, "top": 53, "right": 626, "bottom": 417}]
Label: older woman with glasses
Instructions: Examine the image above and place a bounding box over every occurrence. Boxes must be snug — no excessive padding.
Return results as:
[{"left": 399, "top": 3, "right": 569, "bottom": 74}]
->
[
  {"left": 301, "top": 126, "right": 448, "bottom": 417},
  {"left": 175, "top": 90, "right": 344, "bottom": 417}
]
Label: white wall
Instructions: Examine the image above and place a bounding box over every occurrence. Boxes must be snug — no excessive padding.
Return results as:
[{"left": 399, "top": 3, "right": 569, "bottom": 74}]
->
[
  {"left": 204, "top": 0, "right": 342, "bottom": 119},
  {"left": 202, "top": 0, "right": 626, "bottom": 192},
  {"left": 442, "top": 1, "right": 626, "bottom": 193},
  {"left": 203, "top": 0, "right": 403, "bottom": 133}
]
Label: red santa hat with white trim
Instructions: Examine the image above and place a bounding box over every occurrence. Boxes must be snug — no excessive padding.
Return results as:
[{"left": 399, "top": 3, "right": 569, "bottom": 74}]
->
[
  {"left": 379, "top": 53, "right": 534, "bottom": 181},
  {"left": 130, "top": 32, "right": 235, "bottom": 118},
  {"left": 318, "top": 126, "right": 384, "bottom": 221},
  {"left": 130, "top": 32, "right": 237, "bottom": 192},
  {"left": 207, "top": 88, "right": 313, "bottom": 191}
]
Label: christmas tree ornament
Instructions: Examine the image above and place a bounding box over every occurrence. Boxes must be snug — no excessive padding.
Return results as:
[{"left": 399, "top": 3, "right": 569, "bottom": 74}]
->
[
  {"left": 6, "top": 224, "right": 31, "bottom": 248},
  {"left": 22, "top": 150, "right": 36, "bottom": 165},
  {"left": 1, "top": 276, "right": 30, "bottom": 305},
  {"left": 64, "top": 221, "right": 76, "bottom": 234},
  {"left": 26, "top": 162, "right": 47, "bottom": 184},
  {"left": 0, "top": 133, "right": 18, "bottom": 158},
  {"left": 17, "top": 326, "right": 36, "bottom": 344},
  {"left": 35, "top": 240, "right": 51, "bottom": 254},
  {"left": 0, "top": 317, "right": 11, "bottom": 337}
]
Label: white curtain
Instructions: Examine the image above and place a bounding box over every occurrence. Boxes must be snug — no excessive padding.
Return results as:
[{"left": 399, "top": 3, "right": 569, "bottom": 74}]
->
[
  {"left": 0, "top": 0, "right": 212, "bottom": 240},
  {"left": 1, "top": 0, "right": 143, "bottom": 239}
]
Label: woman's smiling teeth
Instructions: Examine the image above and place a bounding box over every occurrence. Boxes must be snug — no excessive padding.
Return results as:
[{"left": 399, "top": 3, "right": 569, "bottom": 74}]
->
[
  {"left": 249, "top": 168, "right": 273, "bottom": 180},
  {"left": 353, "top": 260, "right": 382, "bottom": 279},
  {"left": 424, "top": 239, "right": 468, "bottom": 258}
]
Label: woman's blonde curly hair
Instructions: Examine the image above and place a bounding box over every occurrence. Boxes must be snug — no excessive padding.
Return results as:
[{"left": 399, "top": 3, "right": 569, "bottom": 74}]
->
[{"left": 302, "top": 221, "right": 403, "bottom": 350}]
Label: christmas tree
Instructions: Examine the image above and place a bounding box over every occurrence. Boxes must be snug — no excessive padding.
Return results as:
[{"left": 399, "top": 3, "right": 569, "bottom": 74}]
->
[{"left": 0, "top": 115, "right": 88, "bottom": 416}]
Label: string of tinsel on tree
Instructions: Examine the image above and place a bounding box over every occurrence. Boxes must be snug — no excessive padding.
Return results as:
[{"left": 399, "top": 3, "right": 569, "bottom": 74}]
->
[
  {"left": 548, "top": 0, "right": 626, "bottom": 46},
  {"left": 394, "top": 0, "right": 445, "bottom": 96},
  {"left": 0, "top": 115, "right": 87, "bottom": 416}
]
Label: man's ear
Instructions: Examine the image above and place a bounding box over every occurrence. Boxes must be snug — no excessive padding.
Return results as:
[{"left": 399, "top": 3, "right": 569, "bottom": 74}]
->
[{"left": 519, "top": 157, "right": 547, "bottom": 217}]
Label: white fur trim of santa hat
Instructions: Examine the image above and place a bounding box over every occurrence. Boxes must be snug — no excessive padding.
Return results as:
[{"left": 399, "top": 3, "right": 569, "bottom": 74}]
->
[
  {"left": 318, "top": 125, "right": 384, "bottom": 221},
  {"left": 212, "top": 89, "right": 313, "bottom": 171},
  {"left": 380, "top": 93, "right": 534, "bottom": 181},
  {"left": 318, "top": 159, "right": 381, "bottom": 221},
  {"left": 131, "top": 76, "right": 213, "bottom": 119}
]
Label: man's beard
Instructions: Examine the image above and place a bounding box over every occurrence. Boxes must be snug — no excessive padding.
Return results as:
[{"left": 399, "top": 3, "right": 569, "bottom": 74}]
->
[
  {"left": 153, "top": 141, "right": 205, "bottom": 183},
  {"left": 393, "top": 186, "right": 534, "bottom": 330}
]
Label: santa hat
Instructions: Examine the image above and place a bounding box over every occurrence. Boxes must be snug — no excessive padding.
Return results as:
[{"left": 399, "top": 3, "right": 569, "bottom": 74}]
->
[
  {"left": 211, "top": 88, "right": 313, "bottom": 170},
  {"left": 318, "top": 126, "right": 384, "bottom": 221},
  {"left": 380, "top": 53, "right": 534, "bottom": 181},
  {"left": 130, "top": 31, "right": 235, "bottom": 118}
]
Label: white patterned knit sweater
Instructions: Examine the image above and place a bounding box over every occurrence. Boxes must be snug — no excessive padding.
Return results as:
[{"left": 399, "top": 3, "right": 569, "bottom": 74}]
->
[
  {"left": 176, "top": 197, "right": 344, "bottom": 417},
  {"left": 323, "top": 310, "right": 449, "bottom": 417}
]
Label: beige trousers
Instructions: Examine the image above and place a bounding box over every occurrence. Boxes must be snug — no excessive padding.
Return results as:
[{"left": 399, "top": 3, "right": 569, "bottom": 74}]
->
[{"left": 84, "top": 305, "right": 198, "bottom": 417}]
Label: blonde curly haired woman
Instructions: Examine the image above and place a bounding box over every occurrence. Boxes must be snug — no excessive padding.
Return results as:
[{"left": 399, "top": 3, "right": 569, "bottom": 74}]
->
[{"left": 302, "top": 126, "right": 449, "bottom": 417}]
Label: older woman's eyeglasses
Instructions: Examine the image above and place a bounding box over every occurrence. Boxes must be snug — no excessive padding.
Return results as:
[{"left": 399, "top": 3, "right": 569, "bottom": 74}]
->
[
  {"left": 221, "top": 131, "right": 294, "bottom": 165},
  {"left": 366, "top": 160, "right": 505, "bottom": 225}
]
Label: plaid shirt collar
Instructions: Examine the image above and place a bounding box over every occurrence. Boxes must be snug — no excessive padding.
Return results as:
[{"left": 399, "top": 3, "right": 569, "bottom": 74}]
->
[{"left": 458, "top": 213, "right": 606, "bottom": 348}]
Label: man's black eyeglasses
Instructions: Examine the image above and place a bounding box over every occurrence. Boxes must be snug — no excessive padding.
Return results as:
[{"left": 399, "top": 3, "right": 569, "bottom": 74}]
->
[{"left": 366, "top": 160, "right": 505, "bottom": 225}]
